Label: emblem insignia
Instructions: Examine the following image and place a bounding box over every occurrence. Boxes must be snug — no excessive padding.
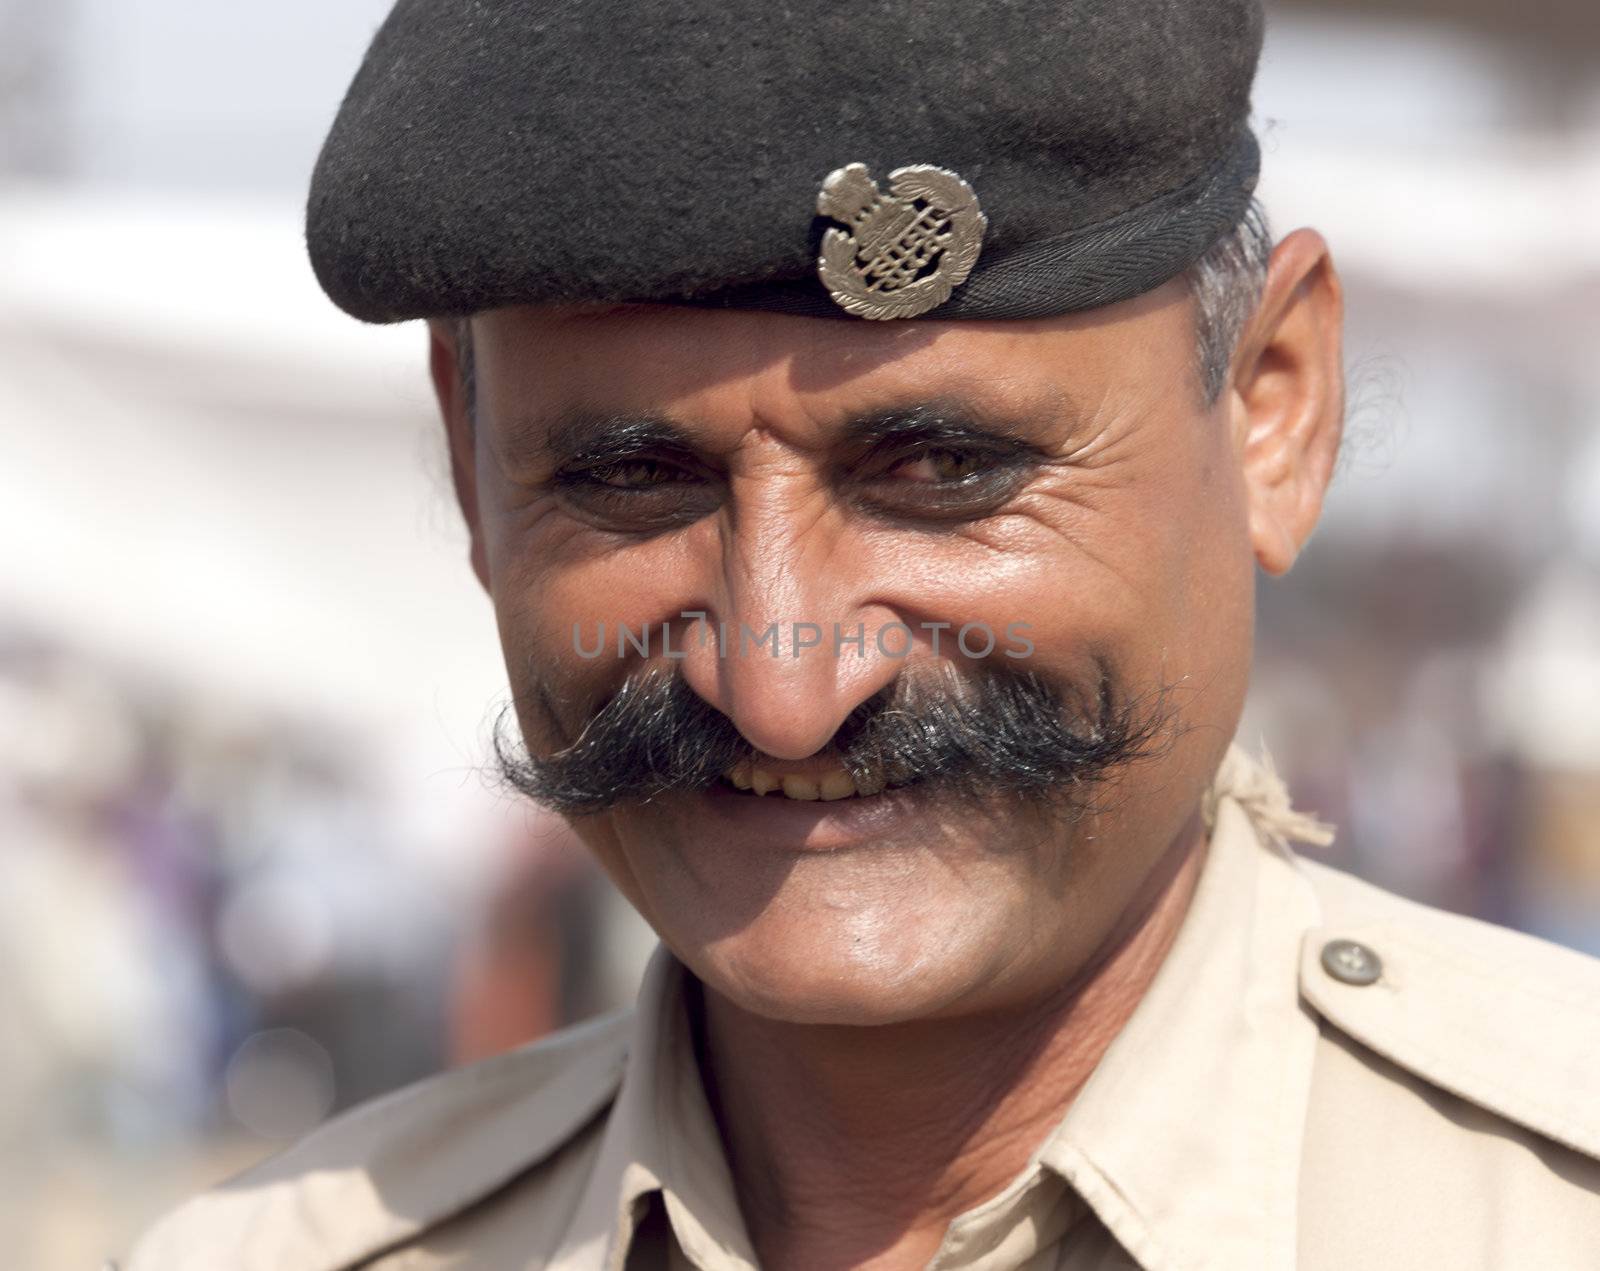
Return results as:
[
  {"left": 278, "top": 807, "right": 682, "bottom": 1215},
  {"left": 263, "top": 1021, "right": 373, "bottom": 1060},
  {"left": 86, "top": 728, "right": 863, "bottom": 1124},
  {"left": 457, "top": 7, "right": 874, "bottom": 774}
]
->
[{"left": 816, "top": 163, "right": 987, "bottom": 320}]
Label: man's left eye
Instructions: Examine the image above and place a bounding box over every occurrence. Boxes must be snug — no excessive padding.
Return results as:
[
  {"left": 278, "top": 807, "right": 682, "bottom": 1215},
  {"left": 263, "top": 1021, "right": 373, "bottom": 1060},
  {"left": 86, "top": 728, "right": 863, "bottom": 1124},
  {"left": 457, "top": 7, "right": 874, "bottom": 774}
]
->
[
  {"left": 884, "top": 447, "right": 989, "bottom": 483},
  {"left": 851, "top": 442, "right": 1032, "bottom": 521}
]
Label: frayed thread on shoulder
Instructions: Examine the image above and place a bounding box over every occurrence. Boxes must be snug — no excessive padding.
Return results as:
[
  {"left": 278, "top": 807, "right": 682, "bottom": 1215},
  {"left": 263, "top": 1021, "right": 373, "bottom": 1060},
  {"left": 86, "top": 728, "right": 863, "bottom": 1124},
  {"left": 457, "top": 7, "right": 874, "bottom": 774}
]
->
[{"left": 1202, "top": 742, "right": 1336, "bottom": 851}]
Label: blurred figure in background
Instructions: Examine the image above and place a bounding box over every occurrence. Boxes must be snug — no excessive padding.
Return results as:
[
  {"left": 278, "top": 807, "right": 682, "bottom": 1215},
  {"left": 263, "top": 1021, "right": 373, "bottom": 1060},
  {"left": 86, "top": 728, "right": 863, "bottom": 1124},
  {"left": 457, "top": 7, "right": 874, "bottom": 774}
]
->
[{"left": 448, "top": 814, "right": 653, "bottom": 1065}]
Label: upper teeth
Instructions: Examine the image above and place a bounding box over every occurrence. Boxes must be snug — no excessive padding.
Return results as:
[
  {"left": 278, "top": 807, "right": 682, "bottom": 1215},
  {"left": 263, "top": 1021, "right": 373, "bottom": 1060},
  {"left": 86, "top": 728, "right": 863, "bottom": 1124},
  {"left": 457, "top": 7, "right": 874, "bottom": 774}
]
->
[{"left": 726, "top": 759, "right": 882, "bottom": 800}]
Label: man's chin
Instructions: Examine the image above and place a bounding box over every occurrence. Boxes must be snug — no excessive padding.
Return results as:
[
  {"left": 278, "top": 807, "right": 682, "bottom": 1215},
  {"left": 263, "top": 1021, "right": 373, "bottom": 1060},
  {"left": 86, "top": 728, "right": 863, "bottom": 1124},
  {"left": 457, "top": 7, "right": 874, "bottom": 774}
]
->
[
  {"left": 694, "top": 961, "right": 970, "bottom": 1028},
  {"left": 676, "top": 907, "right": 1028, "bottom": 1028}
]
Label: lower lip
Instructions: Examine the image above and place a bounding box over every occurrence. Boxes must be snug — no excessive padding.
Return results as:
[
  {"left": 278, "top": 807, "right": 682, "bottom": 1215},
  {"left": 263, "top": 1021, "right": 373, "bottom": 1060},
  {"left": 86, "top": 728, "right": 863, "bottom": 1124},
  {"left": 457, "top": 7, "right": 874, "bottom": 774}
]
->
[{"left": 687, "top": 779, "right": 932, "bottom": 852}]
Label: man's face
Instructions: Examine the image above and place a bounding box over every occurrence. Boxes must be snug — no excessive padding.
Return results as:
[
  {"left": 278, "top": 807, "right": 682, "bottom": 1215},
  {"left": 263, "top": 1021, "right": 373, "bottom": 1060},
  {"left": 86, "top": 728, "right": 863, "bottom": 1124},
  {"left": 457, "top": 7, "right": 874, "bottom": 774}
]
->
[{"left": 437, "top": 250, "right": 1336, "bottom": 1026}]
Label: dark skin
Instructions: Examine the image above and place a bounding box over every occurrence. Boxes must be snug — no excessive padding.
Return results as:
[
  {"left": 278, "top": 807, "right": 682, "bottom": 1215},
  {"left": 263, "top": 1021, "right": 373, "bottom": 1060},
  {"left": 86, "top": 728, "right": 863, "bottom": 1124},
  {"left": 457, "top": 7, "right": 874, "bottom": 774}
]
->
[{"left": 429, "top": 229, "right": 1343, "bottom": 1268}]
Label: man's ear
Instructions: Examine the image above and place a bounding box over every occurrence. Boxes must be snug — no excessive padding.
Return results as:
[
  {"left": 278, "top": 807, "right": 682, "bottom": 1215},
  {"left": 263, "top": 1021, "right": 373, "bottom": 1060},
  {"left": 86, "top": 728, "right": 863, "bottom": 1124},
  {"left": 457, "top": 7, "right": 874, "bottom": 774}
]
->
[
  {"left": 1226, "top": 228, "right": 1345, "bottom": 576},
  {"left": 428, "top": 318, "right": 491, "bottom": 592}
]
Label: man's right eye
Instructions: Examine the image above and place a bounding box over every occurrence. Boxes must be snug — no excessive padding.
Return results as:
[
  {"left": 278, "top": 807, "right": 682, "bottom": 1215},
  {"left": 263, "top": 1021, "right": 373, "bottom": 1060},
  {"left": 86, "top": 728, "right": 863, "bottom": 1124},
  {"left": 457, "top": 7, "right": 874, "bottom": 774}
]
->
[
  {"left": 574, "top": 458, "right": 697, "bottom": 490},
  {"left": 553, "top": 456, "right": 723, "bottom": 530}
]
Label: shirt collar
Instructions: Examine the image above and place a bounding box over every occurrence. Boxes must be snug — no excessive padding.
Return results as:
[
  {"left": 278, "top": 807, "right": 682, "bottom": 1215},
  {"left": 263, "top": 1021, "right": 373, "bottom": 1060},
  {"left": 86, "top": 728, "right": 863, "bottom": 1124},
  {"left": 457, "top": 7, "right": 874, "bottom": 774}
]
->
[
  {"left": 554, "top": 944, "right": 760, "bottom": 1271},
  {"left": 555, "top": 745, "right": 1330, "bottom": 1271},
  {"left": 1036, "top": 747, "right": 1328, "bottom": 1271}
]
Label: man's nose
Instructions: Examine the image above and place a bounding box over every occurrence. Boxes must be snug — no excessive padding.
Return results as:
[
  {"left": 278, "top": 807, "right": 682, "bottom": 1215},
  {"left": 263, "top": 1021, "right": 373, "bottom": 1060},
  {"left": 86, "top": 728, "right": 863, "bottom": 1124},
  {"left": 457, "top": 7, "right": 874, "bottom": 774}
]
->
[{"left": 675, "top": 522, "right": 905, "bottom": 761}]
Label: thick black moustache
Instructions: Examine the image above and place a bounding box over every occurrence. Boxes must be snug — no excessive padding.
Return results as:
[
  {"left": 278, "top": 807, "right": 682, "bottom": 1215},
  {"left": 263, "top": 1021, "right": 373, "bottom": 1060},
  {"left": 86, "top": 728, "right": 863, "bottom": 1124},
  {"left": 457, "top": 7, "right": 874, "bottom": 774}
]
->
[{"left": 496, "top": 662, "right": 1171, "bottom": 818}]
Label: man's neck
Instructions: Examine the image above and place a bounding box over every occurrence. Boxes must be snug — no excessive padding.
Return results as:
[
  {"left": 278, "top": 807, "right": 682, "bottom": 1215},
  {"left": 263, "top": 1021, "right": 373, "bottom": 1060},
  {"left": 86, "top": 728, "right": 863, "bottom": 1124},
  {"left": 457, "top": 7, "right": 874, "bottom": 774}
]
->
[{"left": 693, "top": 815, "right": 1209, "bottom": 1271}]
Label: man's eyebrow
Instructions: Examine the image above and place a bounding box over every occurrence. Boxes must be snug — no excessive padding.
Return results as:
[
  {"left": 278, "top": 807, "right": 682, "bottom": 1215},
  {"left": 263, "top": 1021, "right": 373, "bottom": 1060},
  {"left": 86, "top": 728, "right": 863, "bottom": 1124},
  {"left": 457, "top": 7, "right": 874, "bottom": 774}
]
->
[
  {"left": 542, "top": 411, "right": 697, "bottom": 466},
  {"left": 533, "top": 395, "right": 1079, "bottom": 464},
  {"left": 835, "top": 400, "right": 1058, "bottom": 454}
]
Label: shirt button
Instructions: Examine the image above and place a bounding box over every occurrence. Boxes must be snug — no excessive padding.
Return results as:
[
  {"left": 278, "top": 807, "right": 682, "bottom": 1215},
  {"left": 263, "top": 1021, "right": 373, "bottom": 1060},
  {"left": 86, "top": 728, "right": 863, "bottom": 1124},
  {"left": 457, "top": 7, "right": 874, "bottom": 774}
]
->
[{"left": 1321, "top": 938, "right": 1383, "bottom": 986}]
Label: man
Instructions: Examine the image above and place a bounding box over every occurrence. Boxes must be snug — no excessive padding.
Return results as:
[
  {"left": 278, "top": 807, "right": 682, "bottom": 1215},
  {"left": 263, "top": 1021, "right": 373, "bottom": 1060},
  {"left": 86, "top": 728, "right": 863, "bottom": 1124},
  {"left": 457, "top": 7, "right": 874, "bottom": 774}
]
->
[{"left": 123, "top": 0, "right": 1600, "bottom": 1267}]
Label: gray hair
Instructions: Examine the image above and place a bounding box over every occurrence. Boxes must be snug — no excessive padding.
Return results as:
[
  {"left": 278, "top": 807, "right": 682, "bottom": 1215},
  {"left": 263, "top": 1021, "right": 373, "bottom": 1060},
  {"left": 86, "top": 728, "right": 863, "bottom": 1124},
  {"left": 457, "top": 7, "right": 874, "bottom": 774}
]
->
[
  {"left": 1187, "top": 199, "right": 1272, "bottom": 404},
  {"left": 451, "top": 201, "right": 1271, "bottom": 420}
]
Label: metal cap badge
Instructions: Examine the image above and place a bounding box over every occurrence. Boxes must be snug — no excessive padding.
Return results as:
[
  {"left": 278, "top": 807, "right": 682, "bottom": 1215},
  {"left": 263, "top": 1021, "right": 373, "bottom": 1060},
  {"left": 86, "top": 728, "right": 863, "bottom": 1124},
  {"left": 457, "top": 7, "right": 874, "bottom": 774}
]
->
[{"left": 816, "top": 164, "right": 987, "bottom": 320}]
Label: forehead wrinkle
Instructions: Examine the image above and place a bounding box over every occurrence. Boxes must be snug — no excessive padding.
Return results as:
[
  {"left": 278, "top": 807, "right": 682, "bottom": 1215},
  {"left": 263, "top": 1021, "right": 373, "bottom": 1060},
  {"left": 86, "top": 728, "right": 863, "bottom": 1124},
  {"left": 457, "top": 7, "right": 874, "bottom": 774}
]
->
[{"left": 1058, "top": 377, "right": 1171, "bottom": 468}]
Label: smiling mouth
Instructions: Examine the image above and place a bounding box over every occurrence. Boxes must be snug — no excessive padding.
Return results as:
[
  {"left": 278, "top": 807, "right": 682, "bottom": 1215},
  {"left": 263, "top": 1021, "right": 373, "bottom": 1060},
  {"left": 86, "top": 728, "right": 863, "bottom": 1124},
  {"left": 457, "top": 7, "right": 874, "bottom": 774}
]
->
[{"left": 721, "top": 757, "right": 898, "bottom": 801}]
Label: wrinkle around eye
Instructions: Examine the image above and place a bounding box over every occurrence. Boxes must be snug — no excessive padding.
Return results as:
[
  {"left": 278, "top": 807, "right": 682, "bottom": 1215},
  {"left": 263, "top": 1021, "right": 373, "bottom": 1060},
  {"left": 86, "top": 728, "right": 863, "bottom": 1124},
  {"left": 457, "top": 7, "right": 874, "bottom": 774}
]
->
[
  {"left": 480, "top": 417, "right": 566, "bottom": 487},
  {"left": 915, "top": 465, "right": 1126, "bottom": 553},
  {"left": 498, "top": 490, "right": 575, "bottom": 544},
  {"left": 498, "top": 495, "right": 677, "bottom": 571}
]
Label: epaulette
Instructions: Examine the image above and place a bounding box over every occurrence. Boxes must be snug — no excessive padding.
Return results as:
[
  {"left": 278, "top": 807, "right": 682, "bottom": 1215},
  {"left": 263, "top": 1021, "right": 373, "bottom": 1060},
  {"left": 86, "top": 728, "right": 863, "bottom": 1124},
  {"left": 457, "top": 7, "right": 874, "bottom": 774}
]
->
[{"left": 1299, "top": 860, "right": 1600, "bottom": 1162}]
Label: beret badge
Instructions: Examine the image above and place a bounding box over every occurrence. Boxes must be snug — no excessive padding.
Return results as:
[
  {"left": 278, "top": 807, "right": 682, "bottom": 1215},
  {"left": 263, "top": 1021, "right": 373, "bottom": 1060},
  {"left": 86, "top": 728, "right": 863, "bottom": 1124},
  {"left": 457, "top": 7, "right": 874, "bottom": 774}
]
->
[{"left": 815, "top": 163, "right": 987, "bottom": 320}]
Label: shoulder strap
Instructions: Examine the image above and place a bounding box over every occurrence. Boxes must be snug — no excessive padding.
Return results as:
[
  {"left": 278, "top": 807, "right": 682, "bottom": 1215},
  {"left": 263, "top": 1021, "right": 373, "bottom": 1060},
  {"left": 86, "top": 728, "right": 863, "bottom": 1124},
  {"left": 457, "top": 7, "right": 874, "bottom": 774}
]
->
[{"left": 1299, "top": 898, "right": 1600, "bottom": 1162}]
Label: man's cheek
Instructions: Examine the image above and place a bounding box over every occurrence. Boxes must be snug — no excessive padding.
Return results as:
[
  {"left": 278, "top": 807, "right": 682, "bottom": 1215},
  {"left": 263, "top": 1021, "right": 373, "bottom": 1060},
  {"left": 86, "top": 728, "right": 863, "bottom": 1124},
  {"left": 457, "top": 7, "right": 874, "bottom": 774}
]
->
[{"left": 488, "top": 547, "right": 633, "bottom": 665}]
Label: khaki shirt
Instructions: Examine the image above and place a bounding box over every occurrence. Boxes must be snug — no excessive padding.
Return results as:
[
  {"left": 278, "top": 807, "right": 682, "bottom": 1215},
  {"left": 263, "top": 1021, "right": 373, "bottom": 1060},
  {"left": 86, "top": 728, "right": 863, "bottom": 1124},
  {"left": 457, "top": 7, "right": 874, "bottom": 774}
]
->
[{"left": 123, "top": 747, "right": 1600, "bottom": 1270}]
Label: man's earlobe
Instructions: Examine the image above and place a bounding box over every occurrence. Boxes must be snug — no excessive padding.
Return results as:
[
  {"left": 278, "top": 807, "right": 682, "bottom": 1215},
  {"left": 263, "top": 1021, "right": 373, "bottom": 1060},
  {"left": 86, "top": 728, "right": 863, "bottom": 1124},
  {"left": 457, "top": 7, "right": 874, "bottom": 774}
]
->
[
  {"left": 427, "top": 319, "right": 491, "bottom": 592},
  {"left": 1228, "top": 228, "right": 1345, "bottom": 577}
]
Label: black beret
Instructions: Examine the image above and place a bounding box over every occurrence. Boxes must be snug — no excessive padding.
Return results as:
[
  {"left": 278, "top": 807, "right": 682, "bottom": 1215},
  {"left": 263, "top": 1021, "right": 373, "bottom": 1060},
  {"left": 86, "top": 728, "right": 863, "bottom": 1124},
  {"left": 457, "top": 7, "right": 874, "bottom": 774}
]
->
[{"left": 307, "top": 0, "right": 1263, "bottom": 324}]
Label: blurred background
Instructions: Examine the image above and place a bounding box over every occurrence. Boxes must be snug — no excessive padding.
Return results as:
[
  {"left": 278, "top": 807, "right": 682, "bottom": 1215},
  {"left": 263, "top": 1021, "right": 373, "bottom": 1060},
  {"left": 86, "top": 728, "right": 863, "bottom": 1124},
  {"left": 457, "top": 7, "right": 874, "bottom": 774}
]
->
[{"left": 1, "top": 0, "right": 1597, "bottom": 1264}]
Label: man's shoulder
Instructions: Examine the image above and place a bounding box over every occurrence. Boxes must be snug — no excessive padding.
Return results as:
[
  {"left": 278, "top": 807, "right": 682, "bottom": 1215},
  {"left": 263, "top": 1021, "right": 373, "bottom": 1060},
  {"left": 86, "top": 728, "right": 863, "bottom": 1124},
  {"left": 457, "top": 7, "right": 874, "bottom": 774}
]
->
[
  {"left": 1295, "top": 856, "right": 1600, "bottom": 1164},
  {"left": 122, "top": 1008, "right": 634, "bottom": 1271}
]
